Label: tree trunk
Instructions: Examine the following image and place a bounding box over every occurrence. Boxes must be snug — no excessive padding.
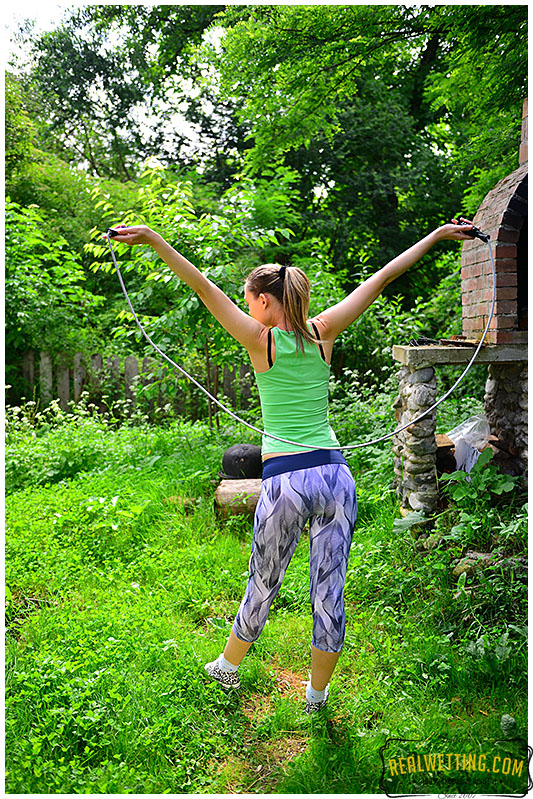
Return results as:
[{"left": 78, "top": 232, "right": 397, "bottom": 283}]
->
[{"left": 214, "top": 479, "right": 262, "bottom": 517}]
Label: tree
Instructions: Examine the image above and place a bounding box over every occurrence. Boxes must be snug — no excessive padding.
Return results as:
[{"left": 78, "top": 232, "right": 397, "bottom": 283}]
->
[
  {"left": 5, "top": 199, "right": 104, "bottom": 358},
  {"left": 281, "top": 80, "right": 464, "bottom": 291},
  {"left": 5, "top": 73, "right": 40, "bottom": 188},
  {"left": 7, "top": 3, "right": 526, "bottom": 393},
  {"left": 423, "top": 4, "right": 527, "bottom": 211},
  {"left": 18, "top": 5, "right": 224, "bottom": 178},
  {"left": 205, "top": 4, "right": 526, "bottom": 297},
  {"left": 85, "top": 163, "right": 312, "bottom": 373},
  {"left": 212, "top": 4, "right": 527, "bottom": 177}
]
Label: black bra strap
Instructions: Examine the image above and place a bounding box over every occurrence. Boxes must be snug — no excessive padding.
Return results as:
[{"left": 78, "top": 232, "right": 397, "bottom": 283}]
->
[
  {"left": 267, "top": 328, "right": 273, "bottom": 368},
  {"left": 310, "top": 322, "right": 327, "bottom": 362}
]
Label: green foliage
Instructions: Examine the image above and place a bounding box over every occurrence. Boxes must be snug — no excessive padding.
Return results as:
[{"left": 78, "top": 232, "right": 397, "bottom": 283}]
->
[
  {"left": 85, "top": 163, "right": 329, "bottom": 373},
  {"left": 424, "top": 447, "right": 526, "bottom": 564},
  {"left": 441, "top": 448, "right": 519, "bottom": 504},
  {"left": 208, "top": 4, "right": 525, "bottom": 272},
  {"left": 7, "top": 4, "right": 527, "bottom": 397},
  {"left": 214, "top": 6, "right": 418, "bottom": 165},
  {"left": 5, "top": 404, "right": 527, "bottom": 794},
  {"left": 213, "top": 5, "right": 526, "bottom": 179},
  {"left": 321, "top": 249, "right": 465, "bottom": 384},
  {"left": 5, "top": 396, "right": 248, "bottom": 495},
  {"left": 5, "top": 199, "right": 104, "bottom": 355},
  {"left": 392, "top": 511, "right": 426, "bottom": 534},
  {"left": 17, "top": 5, "right": 223, "bottom": 178},
  {"left": 425, "top": 6, "right": 527, "bottom": 214},
  {"left": 5, "top": 74, "right": 139, "bottom": 258},
  {"left": 4, "top": 6, "right": 529, "bottom": 791},
  {"left": 5, "top": 72, "right": 40, "bottom": 186}
]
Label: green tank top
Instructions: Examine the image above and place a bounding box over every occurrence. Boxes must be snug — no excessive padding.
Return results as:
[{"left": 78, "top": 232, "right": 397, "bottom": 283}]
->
[{"left": 254, "top": 326, "right": 340, "bottom": 455}]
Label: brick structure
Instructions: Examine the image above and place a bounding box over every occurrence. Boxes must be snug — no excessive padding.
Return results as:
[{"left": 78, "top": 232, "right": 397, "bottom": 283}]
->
[{"left": 392, "top": 99, "right": 528, "bottom": 514}]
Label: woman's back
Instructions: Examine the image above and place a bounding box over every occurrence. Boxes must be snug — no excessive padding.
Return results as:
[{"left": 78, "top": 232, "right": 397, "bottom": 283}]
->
[{"left": 255, "top": 326, "right": 340, "bottom": 455}]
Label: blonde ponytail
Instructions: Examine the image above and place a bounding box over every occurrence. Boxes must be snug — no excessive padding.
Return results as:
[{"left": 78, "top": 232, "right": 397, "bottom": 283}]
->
[
  {"left": 282, "top": 267, "right": 314, "bottom": 354},
  {"left": 246, "top": 263, "right": 315, "bottom": 354}
]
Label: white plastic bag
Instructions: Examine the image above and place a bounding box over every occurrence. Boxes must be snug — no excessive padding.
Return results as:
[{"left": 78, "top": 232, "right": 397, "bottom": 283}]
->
[
  {"left": 452, "top": 438, "right": 482, "bottom": 474},
  {"left": 447, "top": 413, "right": 490, "bottom": 450},
  {"left": 447, "top": 413, "right": 490, "bottom": 475}
]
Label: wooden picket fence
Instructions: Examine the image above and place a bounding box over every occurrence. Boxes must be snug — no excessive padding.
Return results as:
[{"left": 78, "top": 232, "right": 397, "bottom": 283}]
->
[{"left": 18, "top": 350, "right": 255, "bottom": 421}]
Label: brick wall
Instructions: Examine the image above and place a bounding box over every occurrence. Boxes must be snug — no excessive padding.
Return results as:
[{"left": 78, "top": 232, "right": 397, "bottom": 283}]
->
[{"left": 460, "top": 163, "right": 528, "bottom": 344}]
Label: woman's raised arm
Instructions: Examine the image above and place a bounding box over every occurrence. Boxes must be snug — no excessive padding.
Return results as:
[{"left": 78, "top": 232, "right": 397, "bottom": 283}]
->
[
  {"left": 310, "top": 221, "right": 475, "bottom": 342},
  {"left": 107, "top": 225, "right": 266, "bottom": 351}
]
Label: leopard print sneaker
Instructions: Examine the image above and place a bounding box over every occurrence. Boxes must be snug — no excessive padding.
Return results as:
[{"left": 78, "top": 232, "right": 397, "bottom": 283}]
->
[
  {"left": 304, "top": 684, "right": 329, "bottom": 713},
  {"left": 204, "top": 659, "right": 241, "bottom": 689}
]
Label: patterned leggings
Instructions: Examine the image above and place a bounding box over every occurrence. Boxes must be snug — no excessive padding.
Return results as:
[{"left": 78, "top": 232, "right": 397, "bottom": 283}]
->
[{"left": 232, "top": 463, "right": 357, "bottom": 653}]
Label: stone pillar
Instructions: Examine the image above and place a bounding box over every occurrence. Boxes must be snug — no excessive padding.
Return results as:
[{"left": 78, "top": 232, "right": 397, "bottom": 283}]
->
[
  {"left": 484, "top": 361, "right": 528, "bottom": 472},
  {"left": 393, "top": 365, "right": 438, "bottom": 512},
  {"left": 517, "top": 363, "right": 528, "bottom": 469}
]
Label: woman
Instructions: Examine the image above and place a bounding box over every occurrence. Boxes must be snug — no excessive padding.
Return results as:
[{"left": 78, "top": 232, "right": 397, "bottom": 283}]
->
[{"left": 109, "top": 218, "right": 473, "bottom": 712}]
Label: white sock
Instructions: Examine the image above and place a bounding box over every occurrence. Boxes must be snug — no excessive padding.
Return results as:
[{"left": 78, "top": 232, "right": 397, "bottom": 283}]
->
[
  {"left": 306, "top": 680, "right": 326, "bottom": 703},
  {"left": 217, "top": 653, "right": 239, "bottom": 672}
]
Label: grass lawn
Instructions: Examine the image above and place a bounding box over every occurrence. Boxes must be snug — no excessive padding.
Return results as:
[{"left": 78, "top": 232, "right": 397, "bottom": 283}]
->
[{"left": 5, "top": 403, "right": 528, "bottom": 794}]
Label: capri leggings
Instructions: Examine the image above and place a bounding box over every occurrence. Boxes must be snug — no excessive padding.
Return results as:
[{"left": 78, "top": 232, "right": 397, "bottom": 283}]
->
[{"left": 232, "top": 462, "right": 357, "bottom": 653}]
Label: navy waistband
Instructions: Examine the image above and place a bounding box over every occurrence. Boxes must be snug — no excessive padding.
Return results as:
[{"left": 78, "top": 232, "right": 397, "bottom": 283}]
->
[{"left": 262, "top": 449, "right": 347, "bottom": 480}]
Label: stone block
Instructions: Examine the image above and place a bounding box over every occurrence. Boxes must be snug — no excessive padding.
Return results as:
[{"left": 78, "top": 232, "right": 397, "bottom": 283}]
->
[
  {"left": 401, "top": 418, "right": 436, "bottom": 438},
  {"left": 404, "top": 437, "right": 437, "bottom": 456},
  {"left": 409, "top": 491, "right": 438, "bottom": 512},
  {"left": 404, "top": 458, "right": 435, "bottom": 475},
  {"left": 407, "top": 367, "right": 435, "bottom": 384},
  {"left": 409, "top": 384, "right": 437, "bottom": 408}
]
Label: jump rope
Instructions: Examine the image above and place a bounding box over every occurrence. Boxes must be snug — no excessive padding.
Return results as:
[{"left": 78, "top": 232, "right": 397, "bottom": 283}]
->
[{"left": 105, "top": 222, "right": 495, "bottom": 451}]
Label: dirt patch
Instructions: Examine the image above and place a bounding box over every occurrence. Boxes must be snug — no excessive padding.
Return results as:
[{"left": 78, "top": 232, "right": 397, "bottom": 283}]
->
[
  {"left": 240, "top": 661, "right": 304, "bottom": 722},
  {"left": 262, "top": 736, "right": 307, "bottom": 762},
  {"left": 209, "top": 754, "right": 252, "bottom": 793},
  {"left": 208, "top": 731, "right": 308, "bottom": 794},
  {"left": 241, "top": 736, "right": 308, "bottom": 792},
  {"left": 241, "top": 693, "right": 274, "bottom": 722},
  {"left": 268, "top": 660, "right": 306, "bottom": 698},
  {"left": 210, "top": 662, "right": 310, "bottom": 793}
]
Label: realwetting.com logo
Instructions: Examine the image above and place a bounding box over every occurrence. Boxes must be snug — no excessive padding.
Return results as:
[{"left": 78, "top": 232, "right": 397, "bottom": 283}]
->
[
  {"left": 378, "top": 736, "right": 530, "bottom": 796},
  {"left": 387, "top": 751, "right": 524, "bottom": 778}
]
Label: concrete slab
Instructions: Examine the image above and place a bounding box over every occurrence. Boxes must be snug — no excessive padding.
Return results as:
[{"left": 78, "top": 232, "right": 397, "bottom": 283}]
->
[{"left": 392, "top": 344, "right": 528, "bottom": 369}]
